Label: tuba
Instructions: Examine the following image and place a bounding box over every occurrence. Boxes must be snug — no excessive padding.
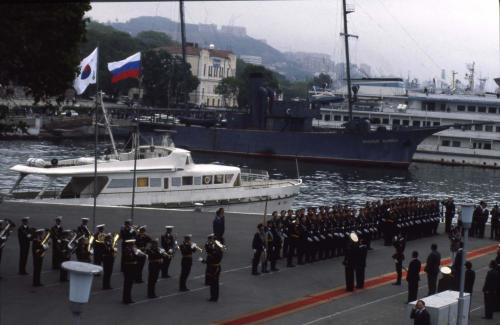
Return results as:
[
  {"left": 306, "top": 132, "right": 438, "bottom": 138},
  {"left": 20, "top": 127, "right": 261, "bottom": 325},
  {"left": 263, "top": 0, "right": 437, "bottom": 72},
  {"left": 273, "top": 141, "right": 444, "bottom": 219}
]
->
[{"left": 0, "top": 219, "right": 15, "bottom": 249}]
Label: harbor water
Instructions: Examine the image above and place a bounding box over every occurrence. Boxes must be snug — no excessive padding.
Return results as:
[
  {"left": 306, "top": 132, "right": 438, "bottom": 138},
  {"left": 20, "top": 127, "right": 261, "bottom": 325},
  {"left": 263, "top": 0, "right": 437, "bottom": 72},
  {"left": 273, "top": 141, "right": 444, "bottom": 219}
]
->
[{"left": 1, "top": 139, "right": 500, "bottom": 209}]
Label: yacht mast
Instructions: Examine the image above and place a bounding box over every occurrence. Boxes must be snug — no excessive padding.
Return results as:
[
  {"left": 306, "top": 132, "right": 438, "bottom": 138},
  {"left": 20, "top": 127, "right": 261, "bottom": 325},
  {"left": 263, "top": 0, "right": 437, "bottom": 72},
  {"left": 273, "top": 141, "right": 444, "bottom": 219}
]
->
[{"left": 341, "top": 0, "right": 357, "bottom": 122}]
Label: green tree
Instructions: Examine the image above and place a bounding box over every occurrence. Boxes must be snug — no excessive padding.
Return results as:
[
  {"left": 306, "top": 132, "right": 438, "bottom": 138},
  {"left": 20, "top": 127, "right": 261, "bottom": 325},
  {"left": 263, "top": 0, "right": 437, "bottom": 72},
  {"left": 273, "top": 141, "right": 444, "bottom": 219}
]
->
[
  {"left": 310, "top": 73, "right": 333, "bottom": 89},
  {"left": 215, "top": 77, "right": 240, "bottom": 107},
  {"left": 142, "top": 50, "right": 199, "bottom": 107},
  {"left": 0, "top": 3, "right": 91, "bottom": 102},
  {"left": 136, "top": 31, "right": 174, "bottom": 49},
  {"left": 235, "top": 60, "right": 281, "bottom": 108}
]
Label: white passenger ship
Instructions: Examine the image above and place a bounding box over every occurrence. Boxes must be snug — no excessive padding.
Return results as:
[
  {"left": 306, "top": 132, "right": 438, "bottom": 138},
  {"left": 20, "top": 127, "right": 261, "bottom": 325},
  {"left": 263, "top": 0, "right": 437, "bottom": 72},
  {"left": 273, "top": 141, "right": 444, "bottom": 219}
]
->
[
  {"left": 8, "top": 144, "right": 302, "bottom": 213},
  {"left": 313, "top": 78, "right": 500, "bottom": 168}
]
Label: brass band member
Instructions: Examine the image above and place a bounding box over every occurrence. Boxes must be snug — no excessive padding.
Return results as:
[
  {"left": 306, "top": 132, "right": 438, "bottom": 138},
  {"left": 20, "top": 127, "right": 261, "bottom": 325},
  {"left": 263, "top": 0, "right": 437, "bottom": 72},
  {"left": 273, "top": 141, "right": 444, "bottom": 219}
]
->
[
  {"left": 59, "top": 230, "right": 73, "bottom": 282},
  {"left": 392, "top": 234, "right": 406, "bottom": 286},
  {"left": 135, "top": 225, "right": 151, "bottom": 283},
  {"left": 120, "top": 220, "right": 136, "bottom": 272},
  {"left": 160, "top": 225, "right": 176, "bottom": 278},
  {"left": 202, "top": 234, "right": 224, "bottom": 302},
  {"left": 179, "top": 234, "right": 199, "bottom": 292},
  {"left": 0, "top": 219, "right": 15, "bottom": 276},
  {"left": 76, "top": 236, "right": 92, "bottom": 263},
  {"left": 32, "top": 229, "right": 49, "bottom": 287},
  {"left": 146, "top": 239, "right": 165, "bottom": 298},
  {"left": 93, "top": 224, "right": 106, "bottom": 266},
  {"left": 102, "top": 233, "right": 117, "bottom": 290},
  {"left": 18, "top": 217, "right": 34, "bottom": 275},
  {"left": 50, "top": 216, "right": 63, "bottom": 270},
  {"left": 204, "top": 234, "right": 215, "bottom": 285},
  {"left": 76, "top": 218, "right": 91, "bottom": 238},
  {"left": 122, "top": 239, "right": 138, "bottom": 304}
]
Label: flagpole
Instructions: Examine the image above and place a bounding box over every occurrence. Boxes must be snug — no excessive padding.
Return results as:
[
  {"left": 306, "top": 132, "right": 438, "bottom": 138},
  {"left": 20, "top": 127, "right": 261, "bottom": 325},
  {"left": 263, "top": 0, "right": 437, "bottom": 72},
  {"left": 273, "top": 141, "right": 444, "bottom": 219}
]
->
[{"left": 92, "top": 47, "right": 99, "bottom": 231}]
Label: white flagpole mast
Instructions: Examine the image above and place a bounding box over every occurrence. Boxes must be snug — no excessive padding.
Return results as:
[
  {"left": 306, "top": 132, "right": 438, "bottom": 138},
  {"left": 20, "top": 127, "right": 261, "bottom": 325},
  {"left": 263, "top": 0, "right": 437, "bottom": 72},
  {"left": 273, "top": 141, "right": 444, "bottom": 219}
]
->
[{"left": 92, "top": 46, "right": 99, "bottom": 230}]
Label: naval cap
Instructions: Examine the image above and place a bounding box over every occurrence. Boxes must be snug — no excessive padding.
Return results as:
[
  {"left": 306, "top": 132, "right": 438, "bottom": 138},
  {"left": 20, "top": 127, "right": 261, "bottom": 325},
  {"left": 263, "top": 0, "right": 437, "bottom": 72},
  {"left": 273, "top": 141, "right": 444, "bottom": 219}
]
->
[
  {"left": 81, "top": 217, "right": 89, "bottom": 222},
  {"left": 96, "top": 224, "right": 105, "bottom": 229},
  {"left": 22, "top": 217, "right": 30, "bottom": 221},
  {"left": 55, "top": 216, "right": 63, "bottom": 221},
  {"left": 35, "top": 228, "right": 45, "bottom": 233},
  {"left": 349, "top": 232, "right": 359, "bottom": 243},
  {"left": 208, "top": 233, "right": 215, "bottom": 238},
  {"left": 125, "top": 239, "right": 136, "bottom": 244},
  {"left": 165, "top": 225, "right": 174, "bottom": 229},
  {"left": 184, "top": 234, "right": 192, "bottom": 239},
  {"left": 139, "top": 225, "right": 147, "bottom": 230}
]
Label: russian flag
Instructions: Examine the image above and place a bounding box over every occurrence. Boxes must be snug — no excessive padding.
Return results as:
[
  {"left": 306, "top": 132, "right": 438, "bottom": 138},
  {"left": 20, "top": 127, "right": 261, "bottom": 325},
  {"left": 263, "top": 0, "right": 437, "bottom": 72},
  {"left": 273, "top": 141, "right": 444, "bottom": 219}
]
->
[{"left": 107, "top": 52, "right": 141, "bottom": 84}]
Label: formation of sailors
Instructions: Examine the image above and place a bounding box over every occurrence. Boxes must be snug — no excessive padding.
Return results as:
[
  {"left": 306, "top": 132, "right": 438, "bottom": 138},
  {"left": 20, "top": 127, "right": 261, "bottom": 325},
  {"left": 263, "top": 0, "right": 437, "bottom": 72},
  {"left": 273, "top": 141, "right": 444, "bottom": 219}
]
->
[
  {"left": 251, "top": 197, "right": 441, "bottom": 274},
  {"left": 0, "top": 216, "right": 224, "bottom": 304}
]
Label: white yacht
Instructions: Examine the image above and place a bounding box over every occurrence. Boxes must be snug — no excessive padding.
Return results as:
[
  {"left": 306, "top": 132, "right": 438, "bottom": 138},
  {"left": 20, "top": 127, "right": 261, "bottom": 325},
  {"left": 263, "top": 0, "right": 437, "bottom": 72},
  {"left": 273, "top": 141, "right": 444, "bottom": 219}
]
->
[
  {"left": 7, "top": 144, "right": 301, "bottom": 213},
  {"left": 313, "top": 78, "right": 500, "bottom": 168}
]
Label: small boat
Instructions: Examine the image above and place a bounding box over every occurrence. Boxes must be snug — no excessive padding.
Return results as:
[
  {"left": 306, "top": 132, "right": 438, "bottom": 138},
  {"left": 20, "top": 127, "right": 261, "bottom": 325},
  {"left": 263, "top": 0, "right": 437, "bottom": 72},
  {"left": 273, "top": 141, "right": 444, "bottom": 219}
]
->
[{"left": 7, "top": 143, "right": 302, "bottom": 213}]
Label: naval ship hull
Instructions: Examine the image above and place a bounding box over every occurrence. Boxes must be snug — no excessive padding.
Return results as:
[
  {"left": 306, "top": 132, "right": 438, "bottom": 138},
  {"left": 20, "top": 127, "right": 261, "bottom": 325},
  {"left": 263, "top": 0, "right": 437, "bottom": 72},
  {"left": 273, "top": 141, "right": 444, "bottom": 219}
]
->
[{"left": 166, "top": 124, "right": 447, "bottom": 168}]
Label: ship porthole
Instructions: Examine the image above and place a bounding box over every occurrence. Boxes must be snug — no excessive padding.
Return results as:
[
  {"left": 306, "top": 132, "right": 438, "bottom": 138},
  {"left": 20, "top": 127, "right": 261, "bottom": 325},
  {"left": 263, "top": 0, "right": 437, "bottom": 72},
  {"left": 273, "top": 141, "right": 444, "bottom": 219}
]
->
[{"left": 203, "top": 176, "right": 211, "bottom": 184}]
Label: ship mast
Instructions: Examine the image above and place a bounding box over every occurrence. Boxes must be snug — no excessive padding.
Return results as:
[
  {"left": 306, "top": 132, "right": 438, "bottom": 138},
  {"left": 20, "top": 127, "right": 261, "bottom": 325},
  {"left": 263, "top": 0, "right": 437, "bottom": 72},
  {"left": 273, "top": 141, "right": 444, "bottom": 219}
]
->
[{"left": 341, "top": 0, "right": 358, "bottom": 122}]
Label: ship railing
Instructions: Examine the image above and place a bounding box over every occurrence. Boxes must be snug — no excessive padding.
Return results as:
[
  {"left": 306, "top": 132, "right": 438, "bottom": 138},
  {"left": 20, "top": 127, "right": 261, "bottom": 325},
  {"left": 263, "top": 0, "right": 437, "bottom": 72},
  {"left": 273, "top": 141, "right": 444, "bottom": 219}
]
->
[{"left": 240, "top": 168, "right": 269, "bottom": 181}]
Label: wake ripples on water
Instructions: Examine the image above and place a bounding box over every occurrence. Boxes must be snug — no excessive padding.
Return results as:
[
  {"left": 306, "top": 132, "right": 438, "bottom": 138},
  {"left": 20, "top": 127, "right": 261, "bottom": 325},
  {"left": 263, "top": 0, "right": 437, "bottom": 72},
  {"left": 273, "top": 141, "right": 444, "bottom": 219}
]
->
[{"left": 1, "top": 140, "right": 500, "bottom": 209}]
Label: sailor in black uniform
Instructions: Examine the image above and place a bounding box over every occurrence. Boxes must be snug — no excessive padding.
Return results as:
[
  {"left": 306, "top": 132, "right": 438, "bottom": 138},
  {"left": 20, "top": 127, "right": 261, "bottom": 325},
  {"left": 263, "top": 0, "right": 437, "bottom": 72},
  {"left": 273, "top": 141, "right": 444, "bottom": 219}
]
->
[
  {"left": 18, "top": 217, "right": 34, "bottom": 275},
  {"left": 50, "top": 216, "right": 63, "bottom": 269},
  {"left": 122, "top": 239, "right": 139, "bottom": 304},
  {"left": 146, "top": 239, "right": 165, "bottom": 298},
  {"left": 135, "top": 225, "right": 151, "bottom": 283},
  {"left": 203, "top": 234, "right": 224, "bottom": 302},
  {"left": 343, "top": 232, "right": 358, "bottom": 292},
  {"left": 160, "top": 225, "right": 177, "bottom": 278},
  {"left": 179, "top": 234, "right": 199, "bottom": 291}
]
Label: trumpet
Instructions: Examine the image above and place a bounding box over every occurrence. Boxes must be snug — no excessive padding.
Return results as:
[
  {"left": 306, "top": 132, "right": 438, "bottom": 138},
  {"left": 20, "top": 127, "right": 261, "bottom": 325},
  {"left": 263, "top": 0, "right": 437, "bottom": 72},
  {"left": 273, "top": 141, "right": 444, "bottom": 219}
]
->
[
  {"left": 88, "top": 234, "right": 94, "bottom": 253},
  {"left": 191, "top": 243, "right": 203, "bottom": 253},
  {"left": 0, "top": 220, "right": 15, "bottom": 249},
  {"left": 133, "top": 247, "right": 148, "bottom": 257},
  {"left": 111, "top": 233, "right": 120, "bottom": 252},
  {"left": 214, "top": 240, "right": 227, "bottom": 250},
  {"left": 41, "top": 231, "right": 51, "bottom": 251},
  {"left": 158, "top": 248, "right": 170, "bottom": 258}
]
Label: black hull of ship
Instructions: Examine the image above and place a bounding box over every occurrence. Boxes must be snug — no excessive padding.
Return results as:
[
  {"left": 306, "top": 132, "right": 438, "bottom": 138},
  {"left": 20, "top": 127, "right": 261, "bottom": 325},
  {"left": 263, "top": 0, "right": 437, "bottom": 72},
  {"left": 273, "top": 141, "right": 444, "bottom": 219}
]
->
[{"left": 148, "top": 124, "right": 446, "bottom": 168}]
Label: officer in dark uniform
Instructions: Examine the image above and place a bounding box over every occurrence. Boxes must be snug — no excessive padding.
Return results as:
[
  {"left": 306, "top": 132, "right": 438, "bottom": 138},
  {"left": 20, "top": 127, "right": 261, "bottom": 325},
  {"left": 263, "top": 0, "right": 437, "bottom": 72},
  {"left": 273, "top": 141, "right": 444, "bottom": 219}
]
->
[
  {"left": 286, "top": 219, "right": 298, "bottom": 268},
  {"left": 102, "top": 233, "right": 116, "bottom": 290},
  {"left": 268, "top": 220, "right": 281, "bottom": 272},
  {"left": 59, "top": 230, "right": 73, "bottom": 282},
  {"left": 160, "top": 225, "right": 176, "bottom": 278},
  {"left": 442, "top": 198, "right": 455, "bottom": 234},
  {"left": 122, "top": 239, "right": 138, "bottom": 304},
  {"left": 135, "top": 225, "right": 151, "bottom": 283},
  {"left": 343, "top": 232, "right": 358, "bottom": 292},
  {"left": 437, "top": 266, "right": 454, "bottom": 292},
  {"left": 213, "top": 208, "right": 225, "bottom": 245},
  {"left": 120, "top": 220, "right": 136, "bottom": 272},
  {"left": 18, "top": 217, "right": 34, "bottom": 275},
  {"left": 179, "top": 234, "right": 199, "bottom": 291},
  {"left": 483, "top": 260, "right": 499, "bottom": 319},
  {"left": 204, "top": 234, "right": 215, "bottom": 285},
  {"left": 146, "top": 239, "right": 164, "bottom": 298},
  {"left": 355, "top": 238, "right": 368, "bottom": 289},
  {"left": 50, "top": 216, "right": 63, "bottom": 269},
  {"left": 93, "top": 224, "right": 106, "bottom": 266},
  {"left": 392, "top": 234, "right": 406, "bottom": 285},
  {"left": 406, "top": 251, "right": 421, "bottom": 303},
  {"left": 490, "top": 204, "right": 499, "bottom": 240},
  {"left": 76, "top": 218, "right": 91, "bottom": 238},
  {"left": 251, "top": 224, "right": 265, "bottom": 275},
  {"left": 32, "top": 229, "right": 48, "bottom": 287},
  {"left": 203, "top": 234, "right": 224, "bottom": 302}
]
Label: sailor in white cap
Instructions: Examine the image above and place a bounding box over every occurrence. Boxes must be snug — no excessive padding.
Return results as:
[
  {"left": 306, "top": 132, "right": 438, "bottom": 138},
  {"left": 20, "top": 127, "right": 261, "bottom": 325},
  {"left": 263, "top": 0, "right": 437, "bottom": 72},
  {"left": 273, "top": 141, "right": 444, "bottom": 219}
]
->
[
  {"left": 76, "top": 217, "right": 90, "bottom": 238},
  {"left": 18, "top": 217, "right": 34, "bottom": 275},
  {"left": 179, "top": 234, "right": 200, "bottom": 291},
  {"left": 437, "top": 266, "right": 454, "bottom": 292},
  {"left": 32, "top": 229, "right": 48, "bottom": 286},
  {"left": 93, "top": 224, "right": 106, "bottom": 266},
  {"left": 122, "top": 238, "right": 138, "bottom": 304},
  {"left": 343, "top": 232, "right": 359, "bottom": 292},
  {"left": 135, "top": 225, "right": 151, "bottom": 283},
  {"left": 161, "top": 226, "right": 176, "bottom": 278},
  {"left": 50, "top": 216, "right": 64, "bottom": 270}
]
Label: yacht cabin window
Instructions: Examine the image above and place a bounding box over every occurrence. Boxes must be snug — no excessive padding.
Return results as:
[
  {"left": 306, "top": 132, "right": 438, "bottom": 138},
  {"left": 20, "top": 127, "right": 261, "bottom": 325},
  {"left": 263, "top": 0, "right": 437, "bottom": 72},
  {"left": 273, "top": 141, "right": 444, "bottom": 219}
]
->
[
  {"left": 182, "top": 176, "right": 193, "bottom": 186},
  {"left": 224, "top": 174, "right": 233, "bottom": 183},
  {"left": 382, "top": 118, "right": 389, "bottom": 124},
  {"left": 107, "top": 178, "right": 133, "bottom": 188},
  {"left": 457, "top": 105, "right": 465, "bottom": 112},
  {"left": 441, "top": 140, "right": 450, "bottom": 146},
  {"left": 467, "top": 106, "right": 476, "bottom": 112},
  {"left": 150, "top": 178, "right": 161, "bottom": 187},
  {"left": 484, "top": 143, "right": 492, "bottom": 150},
  {"left": 413, "top": 121, "right": 421, "bottom": 127},
  {"left": 203, "top": 175, "right": 213, "bottom": 185},
  {"left": 163, "top": 178, "right": 169, "bottom": 189},
  {"left": 172, "top": 177, "right": 181, "bottom": 187},
  {"left": 478, "top": 106, "right": 486, "bottom": 113},
  {"left": 194, "top": 176, "right": 202, "bottom": 185},
  {"left": 334, "top": 115, "right": 341, "bottom": 121},
  {"left": 452, "top": 141, "right": 461, "bottom": 148},
  {"left": 136, "top": 177, "right": 149, "bottom": 188},
  {"left": 433, "top": 122, "right": 440, "bottom": 126},
  {"left": 214, "top": 175, "right": 224, "bottom": 184},
  {"left": 485, "top": 125, "right": 493, "bottom": 132},
  {"left": 496, "top": 126, "right": 500, "bottom": 133},
  {"left": 488, "top": 107, "right": 497, "bottom": 114}
]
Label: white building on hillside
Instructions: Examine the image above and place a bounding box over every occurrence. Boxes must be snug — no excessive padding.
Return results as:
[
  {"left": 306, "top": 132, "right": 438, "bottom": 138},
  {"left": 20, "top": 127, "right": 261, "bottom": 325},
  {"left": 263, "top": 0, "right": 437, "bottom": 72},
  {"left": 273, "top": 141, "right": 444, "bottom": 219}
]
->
[{"left": 162, "top": 43, "right": 237, "bottom": 108}]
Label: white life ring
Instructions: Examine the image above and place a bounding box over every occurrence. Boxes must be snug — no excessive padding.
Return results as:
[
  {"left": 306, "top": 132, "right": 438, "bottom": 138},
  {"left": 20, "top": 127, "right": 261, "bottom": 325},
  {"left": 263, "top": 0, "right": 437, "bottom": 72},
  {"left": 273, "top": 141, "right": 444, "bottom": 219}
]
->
[{"left": 203, "top": 176, "right": 211, "bottom": 184}]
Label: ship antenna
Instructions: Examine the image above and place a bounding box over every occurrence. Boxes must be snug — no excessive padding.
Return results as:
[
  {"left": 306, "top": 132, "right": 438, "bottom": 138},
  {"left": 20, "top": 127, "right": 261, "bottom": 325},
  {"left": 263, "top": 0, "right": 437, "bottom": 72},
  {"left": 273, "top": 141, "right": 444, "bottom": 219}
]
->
[
  {"left": 295, "top": 157, "right": 300, "bottom": 180},
  {"left": 341, "top": 0, "right": 358, "bottom": 122}
]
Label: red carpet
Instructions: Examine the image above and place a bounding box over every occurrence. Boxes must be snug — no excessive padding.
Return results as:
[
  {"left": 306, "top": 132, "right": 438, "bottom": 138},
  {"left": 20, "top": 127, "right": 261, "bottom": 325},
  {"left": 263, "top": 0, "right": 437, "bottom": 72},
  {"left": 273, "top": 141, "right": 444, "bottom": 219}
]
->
[{"left": 217, "top": 243, "right": 498, "bottom": 325}]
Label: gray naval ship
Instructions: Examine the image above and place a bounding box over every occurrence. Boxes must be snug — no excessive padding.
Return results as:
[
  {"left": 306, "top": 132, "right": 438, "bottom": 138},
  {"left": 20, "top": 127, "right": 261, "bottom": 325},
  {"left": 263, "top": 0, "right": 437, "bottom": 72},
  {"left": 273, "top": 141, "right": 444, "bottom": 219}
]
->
[{"left": 147, "top": 74, "right": 450, "bottom": 169}]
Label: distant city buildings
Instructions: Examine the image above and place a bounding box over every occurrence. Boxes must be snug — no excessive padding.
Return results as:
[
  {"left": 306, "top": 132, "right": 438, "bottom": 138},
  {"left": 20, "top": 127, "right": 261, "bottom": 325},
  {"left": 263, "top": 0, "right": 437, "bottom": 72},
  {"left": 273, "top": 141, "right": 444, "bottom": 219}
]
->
[
  {"left": 161, "top": 43, "right": 237, "bottom": 107},
  {"left": 239, "top": 55, "right": 263, "bottom": 65},
  {"left": 220, "top": 25, "right": 247, "bottom": 37},
  {"left": 284, "top": 52, "right": 334, "bottom": 75}
]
